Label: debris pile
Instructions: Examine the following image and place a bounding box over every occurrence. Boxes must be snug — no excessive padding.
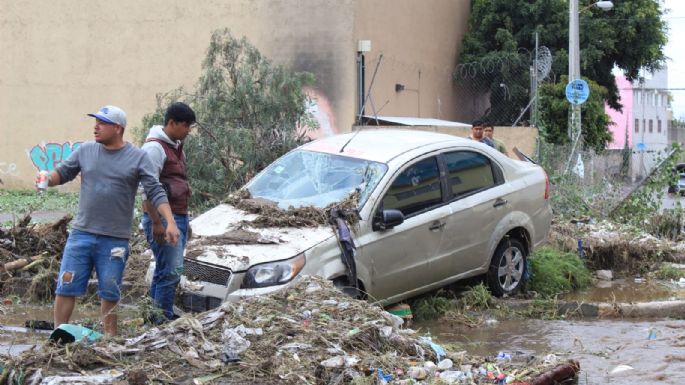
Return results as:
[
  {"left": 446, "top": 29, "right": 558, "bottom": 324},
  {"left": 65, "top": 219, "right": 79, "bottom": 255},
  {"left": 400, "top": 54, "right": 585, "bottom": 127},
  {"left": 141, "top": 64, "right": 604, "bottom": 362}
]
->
[
  {"left": 224, "top": 189, "right": 360, "bottom": 228},
  {"left": 0, "top": 214, "right": 70, "bottom": 301},
  {"left": 1, "top": 276, "right": 579, "bottom": 384},
  {"left": 548, "top": 220, "right": 685, "bottom": 272}
]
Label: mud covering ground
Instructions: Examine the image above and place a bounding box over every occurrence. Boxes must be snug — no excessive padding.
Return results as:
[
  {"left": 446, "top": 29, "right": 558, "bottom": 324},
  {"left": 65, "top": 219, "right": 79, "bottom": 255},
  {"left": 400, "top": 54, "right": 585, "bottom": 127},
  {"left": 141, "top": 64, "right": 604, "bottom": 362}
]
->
[{"left": 1, "top": 276, "right": 578, "bottom": 385}]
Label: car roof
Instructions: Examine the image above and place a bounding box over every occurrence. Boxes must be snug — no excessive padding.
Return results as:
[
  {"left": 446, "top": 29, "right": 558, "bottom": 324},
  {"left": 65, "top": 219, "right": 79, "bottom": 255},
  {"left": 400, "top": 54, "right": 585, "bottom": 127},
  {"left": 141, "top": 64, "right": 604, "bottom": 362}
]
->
[{"left": 300, "top": 129, "right": 471, "bottom": 163}]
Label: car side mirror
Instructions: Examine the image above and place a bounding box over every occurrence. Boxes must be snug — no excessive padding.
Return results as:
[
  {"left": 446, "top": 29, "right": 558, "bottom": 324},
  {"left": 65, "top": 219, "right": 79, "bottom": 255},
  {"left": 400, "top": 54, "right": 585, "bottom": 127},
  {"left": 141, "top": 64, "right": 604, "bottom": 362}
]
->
[{"left": 373, "top": 209, "right": 404, "bottom": 231}]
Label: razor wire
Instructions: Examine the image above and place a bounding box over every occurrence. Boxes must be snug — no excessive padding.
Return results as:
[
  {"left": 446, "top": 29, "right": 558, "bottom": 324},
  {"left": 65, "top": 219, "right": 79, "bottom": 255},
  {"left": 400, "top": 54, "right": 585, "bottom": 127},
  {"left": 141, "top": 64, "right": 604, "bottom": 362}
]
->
[{"left": 455, "top": 46, "right": 553, "bottom": 126}]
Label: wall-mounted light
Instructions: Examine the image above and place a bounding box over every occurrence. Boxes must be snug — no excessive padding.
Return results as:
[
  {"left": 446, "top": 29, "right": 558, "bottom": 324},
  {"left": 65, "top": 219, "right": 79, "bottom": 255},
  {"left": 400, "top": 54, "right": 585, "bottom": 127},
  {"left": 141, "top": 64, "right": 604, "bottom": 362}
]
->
[{"left": 395, "top": 83, "right": 405, "bottom": 92}]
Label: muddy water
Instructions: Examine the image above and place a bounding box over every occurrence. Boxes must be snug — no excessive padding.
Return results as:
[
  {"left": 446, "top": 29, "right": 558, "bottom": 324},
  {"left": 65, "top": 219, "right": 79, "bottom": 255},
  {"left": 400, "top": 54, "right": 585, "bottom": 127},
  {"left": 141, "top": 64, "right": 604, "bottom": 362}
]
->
[
  {"left": 417, "top": 318, "right": 685, "bottom": 385},
  {"left": 0, "top": 303, "right": 122, "bottom": 356}
]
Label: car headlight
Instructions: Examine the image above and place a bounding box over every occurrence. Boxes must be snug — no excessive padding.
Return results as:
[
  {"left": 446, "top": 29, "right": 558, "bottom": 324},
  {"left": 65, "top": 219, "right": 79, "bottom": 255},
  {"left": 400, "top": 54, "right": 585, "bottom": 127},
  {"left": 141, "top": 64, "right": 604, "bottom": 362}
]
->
[{"left": 241, "top": 253, "right": 306, "bottom": 288}]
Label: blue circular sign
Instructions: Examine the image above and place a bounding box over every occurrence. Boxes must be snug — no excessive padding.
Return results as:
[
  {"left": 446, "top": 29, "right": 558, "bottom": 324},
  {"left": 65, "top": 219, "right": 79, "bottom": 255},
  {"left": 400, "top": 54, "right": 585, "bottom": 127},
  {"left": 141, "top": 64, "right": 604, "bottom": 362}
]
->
[{"left": 565, "top": 79, "right": 590, "bottom": 105}]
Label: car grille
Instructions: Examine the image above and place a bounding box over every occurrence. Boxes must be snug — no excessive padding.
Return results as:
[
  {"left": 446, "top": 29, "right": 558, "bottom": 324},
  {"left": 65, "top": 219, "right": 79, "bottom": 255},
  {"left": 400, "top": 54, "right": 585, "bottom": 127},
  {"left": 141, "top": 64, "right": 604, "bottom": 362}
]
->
[{"left": 184, "top": 258, "right": 232, "bottom": 286}]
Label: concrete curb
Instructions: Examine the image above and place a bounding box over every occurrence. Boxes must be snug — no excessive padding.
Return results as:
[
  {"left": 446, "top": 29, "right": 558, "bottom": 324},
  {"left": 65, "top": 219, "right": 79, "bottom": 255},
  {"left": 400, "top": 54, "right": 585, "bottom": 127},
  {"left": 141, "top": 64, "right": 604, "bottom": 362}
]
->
[{"left": 508, "top": 299, "right": 685, "bottom": 318}]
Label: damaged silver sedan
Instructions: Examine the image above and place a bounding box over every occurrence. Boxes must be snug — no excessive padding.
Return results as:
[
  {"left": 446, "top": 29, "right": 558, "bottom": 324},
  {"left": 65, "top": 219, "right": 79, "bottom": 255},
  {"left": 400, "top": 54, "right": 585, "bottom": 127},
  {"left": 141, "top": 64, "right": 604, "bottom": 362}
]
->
[{"left": 163, "top": 129, "right": 552, "bottom": 311}]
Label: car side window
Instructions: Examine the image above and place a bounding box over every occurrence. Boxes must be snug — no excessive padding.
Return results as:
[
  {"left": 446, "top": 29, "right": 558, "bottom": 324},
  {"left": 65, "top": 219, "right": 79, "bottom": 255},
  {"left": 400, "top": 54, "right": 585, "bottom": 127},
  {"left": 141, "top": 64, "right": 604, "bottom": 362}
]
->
[
  {"left": 381, "top": 157, "right": 442, "bottom": 217},
  {"left": 444, "top": 151, "right": 497, "bottom": 197}
]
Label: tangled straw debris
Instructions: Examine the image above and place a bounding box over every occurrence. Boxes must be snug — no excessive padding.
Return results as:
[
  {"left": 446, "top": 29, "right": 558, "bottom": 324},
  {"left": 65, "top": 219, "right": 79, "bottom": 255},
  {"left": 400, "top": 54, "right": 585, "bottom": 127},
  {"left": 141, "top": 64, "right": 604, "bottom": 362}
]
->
[
  {"left": 2, "top": 276, "right": 578, "bottom": 384},
  {"left": 0, "top": 214, "right": 70, "bottom": 301}
]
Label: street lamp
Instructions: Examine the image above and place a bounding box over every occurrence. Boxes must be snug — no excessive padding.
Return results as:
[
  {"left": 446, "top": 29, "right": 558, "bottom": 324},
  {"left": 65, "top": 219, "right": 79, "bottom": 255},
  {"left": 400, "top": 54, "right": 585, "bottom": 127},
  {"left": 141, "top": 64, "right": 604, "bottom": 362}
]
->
[{"left": 568, "top": 0, "right": 614, "bottom": 140}]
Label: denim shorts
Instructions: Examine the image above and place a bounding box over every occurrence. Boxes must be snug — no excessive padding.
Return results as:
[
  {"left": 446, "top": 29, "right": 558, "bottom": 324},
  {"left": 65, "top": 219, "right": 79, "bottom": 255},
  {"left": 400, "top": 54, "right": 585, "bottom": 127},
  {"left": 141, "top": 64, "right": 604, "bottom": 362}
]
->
[{"left": 55, "top": 229, "right": 130, "bottom": 301}]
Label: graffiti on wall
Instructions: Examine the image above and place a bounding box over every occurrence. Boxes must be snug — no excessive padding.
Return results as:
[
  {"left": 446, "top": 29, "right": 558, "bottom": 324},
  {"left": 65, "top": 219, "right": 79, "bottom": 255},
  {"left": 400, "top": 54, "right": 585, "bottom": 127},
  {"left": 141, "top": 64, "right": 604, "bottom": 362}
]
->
[
  {"left": 298, "top": 87, "right": 338, "bottom": 140},
  {"left": 28, "top": 141, "right": 82, "bottom": 171},
  {"left": 0, "top": 162, "right": 19, "bottom": 176}
]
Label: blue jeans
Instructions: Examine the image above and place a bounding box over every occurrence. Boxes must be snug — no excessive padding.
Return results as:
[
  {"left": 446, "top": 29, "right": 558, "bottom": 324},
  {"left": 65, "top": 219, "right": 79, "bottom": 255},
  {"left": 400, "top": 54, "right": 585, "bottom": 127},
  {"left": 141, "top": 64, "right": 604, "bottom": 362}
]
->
[
  {"left": 142, "top": 213, "right": 188, "bottom": 320},
  {"left": 56, "top": 229, "right": 130, "bottom": 301}
]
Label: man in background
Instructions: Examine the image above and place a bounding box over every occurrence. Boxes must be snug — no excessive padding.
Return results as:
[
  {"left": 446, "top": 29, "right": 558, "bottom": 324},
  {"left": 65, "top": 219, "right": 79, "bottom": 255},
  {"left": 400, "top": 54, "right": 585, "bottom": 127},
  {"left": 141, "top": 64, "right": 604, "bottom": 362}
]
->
[
  {"left": 468, "top": 119, "right": 495, "bottom": 148},
  {"left": 484, "top": 123, "right": 509, "bottom": 156}
]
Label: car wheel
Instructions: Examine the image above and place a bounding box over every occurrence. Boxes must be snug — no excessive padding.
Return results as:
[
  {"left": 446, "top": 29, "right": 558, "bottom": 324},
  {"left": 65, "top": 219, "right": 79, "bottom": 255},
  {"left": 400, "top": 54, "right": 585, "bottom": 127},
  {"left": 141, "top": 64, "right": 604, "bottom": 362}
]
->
[{"left": 486, "top": 238, "right": 527, "bottom": 297}]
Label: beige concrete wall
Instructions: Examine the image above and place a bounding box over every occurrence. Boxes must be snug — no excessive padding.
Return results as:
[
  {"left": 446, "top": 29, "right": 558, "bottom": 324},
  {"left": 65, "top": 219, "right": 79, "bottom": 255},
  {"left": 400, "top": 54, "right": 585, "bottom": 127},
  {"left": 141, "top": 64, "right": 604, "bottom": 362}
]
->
[
  {"left": 0, "top": 0, "right": 356, "bottom": 189},
  {"left": 1, "top": 0, "right": 469, "bottom": 189},
  {"left": 357, "top": 126, "right": 539, "bottom": 158},
  {"left": 353, "top": 0, "right": 470, "bottom": 122}
]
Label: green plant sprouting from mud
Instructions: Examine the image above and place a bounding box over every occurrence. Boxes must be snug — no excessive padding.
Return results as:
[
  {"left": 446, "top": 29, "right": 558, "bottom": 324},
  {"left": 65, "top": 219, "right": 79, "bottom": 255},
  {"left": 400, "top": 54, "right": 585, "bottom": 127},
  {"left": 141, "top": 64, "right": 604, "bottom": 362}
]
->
[
  {"left": 462, "top": 283, "right": 495, "bottom": 310},
  {"left": 528, "top": 247, "right": 592, "bottom": 298}
]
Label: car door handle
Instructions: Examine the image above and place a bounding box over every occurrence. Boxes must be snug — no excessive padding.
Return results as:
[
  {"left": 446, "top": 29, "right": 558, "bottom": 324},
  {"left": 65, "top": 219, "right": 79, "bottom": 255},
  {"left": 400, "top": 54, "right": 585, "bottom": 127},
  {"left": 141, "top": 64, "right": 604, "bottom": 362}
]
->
[
  {"left": 429, "top": 222, "right": 446, "bottom": 231},
  {"left": 493, "top": 198, "right": 508, "bottom": 208}
]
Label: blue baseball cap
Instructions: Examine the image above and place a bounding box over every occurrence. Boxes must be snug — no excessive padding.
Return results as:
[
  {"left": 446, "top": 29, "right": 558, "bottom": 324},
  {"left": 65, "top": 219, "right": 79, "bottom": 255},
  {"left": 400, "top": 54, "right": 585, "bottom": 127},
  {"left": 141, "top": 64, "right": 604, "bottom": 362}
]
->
[{"left": 87, "top": 105, "right": 127, "bottom": 128}]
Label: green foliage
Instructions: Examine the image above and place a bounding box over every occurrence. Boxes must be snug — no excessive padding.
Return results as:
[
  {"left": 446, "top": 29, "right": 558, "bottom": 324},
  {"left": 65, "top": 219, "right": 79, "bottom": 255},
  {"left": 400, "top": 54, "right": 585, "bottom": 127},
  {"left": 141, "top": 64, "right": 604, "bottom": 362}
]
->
[
  {"left": 410, "top": 294, "right": 454, "bottom": 321},
  {"left": 0, "top": 189, "right": 78, "bottom": 216},
  {"left": 528, "top": 247, "right": 592, "bottom": 298},
  {"left": 459, "top": 0, "right": 667, "bottom": 143},
  {"left": 654, "top": 265, "right": 685, "bottom": 280},
  {"left": 462, "top": 283, "right": 495, "bottom": 310},
  {"left": 538, "top": 76, "right": 613, "bottom": 151},
  {"left": 136, "top": 29, "right": 316, "bottom": 211}
]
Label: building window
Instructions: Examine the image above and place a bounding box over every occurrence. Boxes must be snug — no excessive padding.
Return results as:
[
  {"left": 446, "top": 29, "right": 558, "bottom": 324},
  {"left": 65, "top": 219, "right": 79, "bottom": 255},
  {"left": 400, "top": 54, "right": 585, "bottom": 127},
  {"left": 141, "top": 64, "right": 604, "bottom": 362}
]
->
[
  {"left": 658, "top": 120, "right": 662, "bottom": 133},
  {"left": 649, "top": 120, "right": 653, "bottom": 133},
  {"left": 643, "top": 119, "right": 646, "bottom": 132},
  {"left": 634, "top": 119, "right": 639, "bottom": 133}
]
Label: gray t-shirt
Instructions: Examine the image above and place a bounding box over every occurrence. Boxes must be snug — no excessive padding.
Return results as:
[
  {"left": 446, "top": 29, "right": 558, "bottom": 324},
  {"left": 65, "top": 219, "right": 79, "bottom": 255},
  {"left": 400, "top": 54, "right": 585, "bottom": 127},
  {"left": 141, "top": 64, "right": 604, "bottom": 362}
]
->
[{"left": 56, "top": 141, "right": 168, "bottom": 239}]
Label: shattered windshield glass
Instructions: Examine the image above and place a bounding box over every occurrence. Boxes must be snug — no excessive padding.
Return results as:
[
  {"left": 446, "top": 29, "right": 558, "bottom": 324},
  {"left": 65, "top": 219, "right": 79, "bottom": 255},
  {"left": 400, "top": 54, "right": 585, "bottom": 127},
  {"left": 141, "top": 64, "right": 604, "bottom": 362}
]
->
[{"left": 246, "top": 150, "right": 388, "bottom": 209}]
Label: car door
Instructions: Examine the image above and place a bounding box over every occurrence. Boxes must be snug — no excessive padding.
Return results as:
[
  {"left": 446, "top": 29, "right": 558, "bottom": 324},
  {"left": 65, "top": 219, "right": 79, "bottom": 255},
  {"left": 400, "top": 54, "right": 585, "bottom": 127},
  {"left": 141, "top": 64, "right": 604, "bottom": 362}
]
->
[
  {"left": 356, "top": 155, "right": 451, "bottom": 301},
  {"left": 432, "top": 150, "right": 510, "bottom": 281}
]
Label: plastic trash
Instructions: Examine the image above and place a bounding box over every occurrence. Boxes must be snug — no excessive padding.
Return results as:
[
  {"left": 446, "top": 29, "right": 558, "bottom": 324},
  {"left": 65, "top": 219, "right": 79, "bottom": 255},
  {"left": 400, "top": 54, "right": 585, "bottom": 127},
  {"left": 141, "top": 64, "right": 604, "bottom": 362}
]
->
[
  {"left": 609, "top": 364, "right": 634, "bottom": 375},
  {"left": 423, "top": 361, "right": 437, "bottom": 373},
  {"left": 496, "top": 351, "right": 512, "bottom": 362},
  {"left": 648, "top": 329, "right": 657, "bottom": 340},
  {"left": 221, "top": 329, "right": 250, "bottom": 363},
  {"left": 439, "top": 370, "right": 466, "bottom": 383},
  {"left": 376, "top": 368, "right": 393, "bottom": 383},
  {"left": 437, "top": 358, "right": 454, "bottom": 370},
  {"left": 678, "top": 277, "right": 685, "bottom": 287},
  {"left": 407, "top": 366, "right": 428, "bottom": 380},
  {"left": 418, "top": 336, "right": 446, "bottom": 361},
  {"left": 634, "top": 276, "right": 645, "bottom": 283},
  {"left": 321, "top": 356, "right": 345, "bottom": 368},
  {"left": 49, "top": 324, "right": 103, "bottom": 345}
]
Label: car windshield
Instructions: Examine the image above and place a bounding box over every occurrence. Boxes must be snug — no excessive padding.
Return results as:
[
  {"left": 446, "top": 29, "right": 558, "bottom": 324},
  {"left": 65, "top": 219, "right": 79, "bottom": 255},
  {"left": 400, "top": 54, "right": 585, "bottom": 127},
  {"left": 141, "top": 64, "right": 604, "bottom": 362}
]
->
[{"left": 246, "top": 150, "right": 388, "bottom": 209}]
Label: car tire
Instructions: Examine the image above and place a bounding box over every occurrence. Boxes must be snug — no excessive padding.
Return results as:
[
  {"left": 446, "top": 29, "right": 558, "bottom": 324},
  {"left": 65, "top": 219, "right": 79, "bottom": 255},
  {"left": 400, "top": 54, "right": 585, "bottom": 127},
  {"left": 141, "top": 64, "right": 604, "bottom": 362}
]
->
[{"left": 486, "top": 238, "right": 527, "bottom": 297}]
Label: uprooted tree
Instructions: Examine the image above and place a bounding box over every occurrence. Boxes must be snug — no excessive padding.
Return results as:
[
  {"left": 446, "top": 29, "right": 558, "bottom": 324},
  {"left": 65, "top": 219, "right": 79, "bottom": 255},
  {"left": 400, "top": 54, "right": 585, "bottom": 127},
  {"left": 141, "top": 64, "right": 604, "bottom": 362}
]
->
[{"left": 135, "top": 29, "right": 317, "bottom": 210}]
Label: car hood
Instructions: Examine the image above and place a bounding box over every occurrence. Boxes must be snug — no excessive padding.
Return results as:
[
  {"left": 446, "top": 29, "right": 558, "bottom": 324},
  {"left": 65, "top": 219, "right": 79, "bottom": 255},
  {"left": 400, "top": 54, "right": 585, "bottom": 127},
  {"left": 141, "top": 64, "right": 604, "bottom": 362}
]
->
[{"left": 185, "top": 203, "right": 335, "bottom": 272}]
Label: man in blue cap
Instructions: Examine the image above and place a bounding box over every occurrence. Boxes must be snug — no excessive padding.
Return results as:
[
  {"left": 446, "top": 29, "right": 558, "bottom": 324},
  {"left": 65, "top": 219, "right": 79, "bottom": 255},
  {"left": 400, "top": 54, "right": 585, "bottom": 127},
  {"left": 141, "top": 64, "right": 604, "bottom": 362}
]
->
[{"left": 40, "top": 105, "right": 180, "bottom": 336}]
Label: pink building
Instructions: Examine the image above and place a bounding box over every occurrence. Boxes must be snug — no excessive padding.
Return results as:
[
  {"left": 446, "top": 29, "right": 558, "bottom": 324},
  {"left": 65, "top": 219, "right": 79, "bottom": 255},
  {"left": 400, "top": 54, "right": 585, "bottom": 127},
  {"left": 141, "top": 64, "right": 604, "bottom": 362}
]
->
[{"left": 605, "top": 75, "right": 634, "bottom": 149}]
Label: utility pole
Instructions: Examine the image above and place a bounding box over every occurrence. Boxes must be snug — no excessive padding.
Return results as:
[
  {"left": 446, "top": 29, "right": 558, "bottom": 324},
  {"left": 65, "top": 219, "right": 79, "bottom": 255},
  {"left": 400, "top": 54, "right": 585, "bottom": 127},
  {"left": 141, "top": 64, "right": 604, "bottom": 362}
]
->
[{"left": 568, "top": 0, "right": 581, "bottom": 141}]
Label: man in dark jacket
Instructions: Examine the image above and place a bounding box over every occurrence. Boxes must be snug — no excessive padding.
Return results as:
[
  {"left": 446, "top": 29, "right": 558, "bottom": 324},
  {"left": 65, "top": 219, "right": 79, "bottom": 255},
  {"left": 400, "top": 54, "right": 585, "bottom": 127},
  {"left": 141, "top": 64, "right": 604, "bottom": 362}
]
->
[{"left": 141, "top": 102, "right": 196, "bottom": 322}]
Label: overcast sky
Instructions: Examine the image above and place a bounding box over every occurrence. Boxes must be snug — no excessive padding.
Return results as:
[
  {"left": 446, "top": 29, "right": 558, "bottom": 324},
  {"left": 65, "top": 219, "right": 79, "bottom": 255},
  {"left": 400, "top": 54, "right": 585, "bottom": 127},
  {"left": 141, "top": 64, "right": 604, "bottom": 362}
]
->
[{"left": 665, "top": 0, "right": 685, "bottom": 120}]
